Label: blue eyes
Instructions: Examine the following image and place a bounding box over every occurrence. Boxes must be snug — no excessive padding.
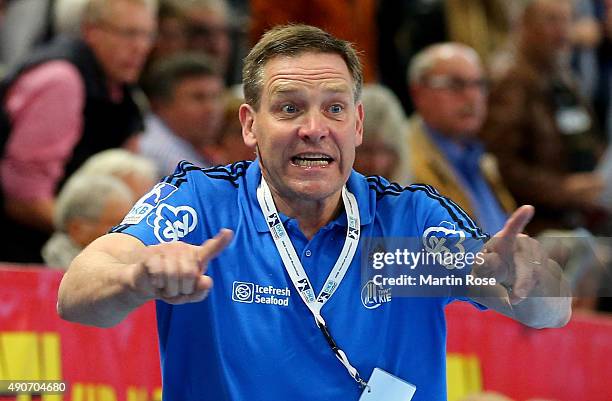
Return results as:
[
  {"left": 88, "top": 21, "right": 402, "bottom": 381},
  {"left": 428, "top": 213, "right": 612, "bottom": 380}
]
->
[
  {"left": 281, "top": 104, "right": 298, "bottom": 113},
  {"left": 279, "top": 104, "right": 344, "bottom": 115},
  {"left": 329, "top": 104, "right": 343, "bottom": 113}
]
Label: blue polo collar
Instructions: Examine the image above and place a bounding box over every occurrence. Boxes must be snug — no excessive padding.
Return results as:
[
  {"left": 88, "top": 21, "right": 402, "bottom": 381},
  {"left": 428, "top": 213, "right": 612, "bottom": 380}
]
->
[{"left": 245, "top": 160, "right": 374, "bottom": 233}]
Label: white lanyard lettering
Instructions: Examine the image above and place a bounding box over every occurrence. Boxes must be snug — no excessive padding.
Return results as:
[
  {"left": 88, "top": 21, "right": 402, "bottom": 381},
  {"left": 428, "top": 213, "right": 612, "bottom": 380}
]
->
[{"left": 256, "top": 176, "right": 367, "bottom": 387}]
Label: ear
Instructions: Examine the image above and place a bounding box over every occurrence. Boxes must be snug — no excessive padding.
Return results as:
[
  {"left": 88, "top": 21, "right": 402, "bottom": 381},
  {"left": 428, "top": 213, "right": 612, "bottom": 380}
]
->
[
  {"left": 355, "top": 101, "right": 364, "bottom": 147},
  {"left": 239, "top": 103, "right": 257, "bottom": 148}
]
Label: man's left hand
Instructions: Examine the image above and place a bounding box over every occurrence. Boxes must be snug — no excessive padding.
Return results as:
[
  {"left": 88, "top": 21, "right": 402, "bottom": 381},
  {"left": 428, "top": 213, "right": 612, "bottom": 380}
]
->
[{"left": 473, "top": 205, "right": 548, "bottom": 304}]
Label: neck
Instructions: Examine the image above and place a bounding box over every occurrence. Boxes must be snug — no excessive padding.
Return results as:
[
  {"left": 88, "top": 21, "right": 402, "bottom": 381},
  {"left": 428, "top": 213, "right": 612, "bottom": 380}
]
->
[{"left": 268, "top": 185, "right": 343, "bottom": 240}]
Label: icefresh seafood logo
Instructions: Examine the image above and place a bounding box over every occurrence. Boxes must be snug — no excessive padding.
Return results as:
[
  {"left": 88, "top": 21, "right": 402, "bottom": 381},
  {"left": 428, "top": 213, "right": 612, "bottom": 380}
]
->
[{"left": 153, "top": 204, "right": 198, "bottom": 242}]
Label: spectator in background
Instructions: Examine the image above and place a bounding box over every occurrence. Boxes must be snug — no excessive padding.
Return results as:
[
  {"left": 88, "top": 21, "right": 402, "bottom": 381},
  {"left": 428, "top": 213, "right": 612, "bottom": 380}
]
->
[
  {"left": 0, "top": 0, "right": 54, "bottom": 69},
  {"left": 377, "top": 0, "right": 513, "bottom": 114},
  {"left": 480, "top": 0, "right": 605, "bottom": 234},
  {"left": 407, "top": 43, "right": 515, "bottom": 234},
  {"left": 571, "top": 0, "right": 604, "bottom": 103},
  {"left": 76, "top": 148, "right": 157, "bottom": 198},
  {"left": 0, "top": 0, "right": 157, "bottom": 263},
  {"left": 181, "top": 0, "right": 236, "bottom": 85},
  {"left": 142, "top": 0, "right": 246, "bottom": 88},
  {"left": 42, "top": 173, "right": 134, "bottom": 269},
  {"left": 146, "top": 0, "right": 188, "bottom": 65},
  {"left": 208, "top": 91, "right": 255, "bottom": 164},
  {"left": 42, "top": 148, "right": 156, "bottom": 268},
  {"left": 354, "top": 84, "right": 411, "bottom": 184},
  {"left": 139, "top": 53, "right": 225, "bottom": 177}
]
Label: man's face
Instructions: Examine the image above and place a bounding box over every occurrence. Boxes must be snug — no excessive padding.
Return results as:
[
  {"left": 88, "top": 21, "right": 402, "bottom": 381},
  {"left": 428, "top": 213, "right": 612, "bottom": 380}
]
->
[
  {"left": 411, "top": 52, "right": 487, "bottom": 140},
  {"left": 524, "top": 0, "right": 572, "bottom": 59},
  {"left": 84, "top": 0, "right": 157, "bottom": 84},
  {"left": 157, "top": 75, "right": 225, "bottom": 147},
  {"left": 150, "top": 15, "right": 188, "bottom": 61},
  {"left": 185, "top": 8, "right": 231, "bottom": 75},
  {"left": 240, "top": 52, "right": 364, "bottom": 204}
]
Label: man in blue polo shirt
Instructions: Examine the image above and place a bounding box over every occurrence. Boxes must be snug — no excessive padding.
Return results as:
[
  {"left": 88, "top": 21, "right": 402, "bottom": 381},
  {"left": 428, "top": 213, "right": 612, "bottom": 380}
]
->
[{"left": 58, "top": 24, "right": 571, "bottom": 401}]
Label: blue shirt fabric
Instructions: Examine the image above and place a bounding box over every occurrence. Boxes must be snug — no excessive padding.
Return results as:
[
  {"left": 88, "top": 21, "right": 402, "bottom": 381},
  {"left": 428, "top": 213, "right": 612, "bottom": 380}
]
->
[
  {"left": 426, "top": 125, "right": 508, "bottom": 234},
  {"left": 111, "top": 160, "right": 488, "bottom": 401}
]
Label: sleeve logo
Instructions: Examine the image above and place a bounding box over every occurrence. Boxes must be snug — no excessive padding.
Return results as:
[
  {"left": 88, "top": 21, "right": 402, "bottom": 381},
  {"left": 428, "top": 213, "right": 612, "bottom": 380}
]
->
[
  {"left": 121, "top": 183, "right": 178, "bottom": 225},
  {"left": 422, "top": 221, "right": 466, "bottom": 269},
  {"left": 153, "top": 204, "right": 198, "bottom": 242}
]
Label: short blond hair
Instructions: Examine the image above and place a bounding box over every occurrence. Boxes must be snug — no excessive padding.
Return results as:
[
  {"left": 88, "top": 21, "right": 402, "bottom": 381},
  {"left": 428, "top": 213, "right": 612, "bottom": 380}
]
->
[{"left": 243, "top": 24, "right": 363, "bottom": 110}]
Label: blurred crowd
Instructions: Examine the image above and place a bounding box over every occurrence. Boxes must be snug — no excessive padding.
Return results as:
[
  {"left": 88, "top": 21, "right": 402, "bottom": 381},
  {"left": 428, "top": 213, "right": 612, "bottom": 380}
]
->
[{"left": 0, "top": 0, "right": 611, "bottom": 322}]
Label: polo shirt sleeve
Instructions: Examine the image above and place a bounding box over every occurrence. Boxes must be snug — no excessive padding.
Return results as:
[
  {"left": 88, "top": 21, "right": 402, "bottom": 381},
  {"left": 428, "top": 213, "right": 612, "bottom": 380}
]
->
[
  {"left": 411, "top": 184, "right": 489, "bottom": 254},
  {"left": 0, "top": 61, "right": 85, "bottom": 201},
  {"left": 110, "top": 166, "right": 204, "bottom": 246},
  {"left": 409, "top": 184, "right": 490, "bottom": 307}
]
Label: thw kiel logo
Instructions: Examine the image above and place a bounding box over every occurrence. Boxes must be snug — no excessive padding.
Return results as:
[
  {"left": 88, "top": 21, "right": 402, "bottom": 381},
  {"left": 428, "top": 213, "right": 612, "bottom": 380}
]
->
[
  {"left": 295, "top": 278, "right": 311, "bottom": 292},
  {"left": 347, "top": 226, "right": 359, "bottom": 240},
  {"left": 267, "top": 214, "right": 280, "bottom": 227},
  {"left": 318, "top": 291, "right": 332, "bottom": 302},
  {"left": 361, "top": 280, "right": 392, "bottom": 309},
  {"left": 296, "top": 278, "right": 315, "bottom": 302}
]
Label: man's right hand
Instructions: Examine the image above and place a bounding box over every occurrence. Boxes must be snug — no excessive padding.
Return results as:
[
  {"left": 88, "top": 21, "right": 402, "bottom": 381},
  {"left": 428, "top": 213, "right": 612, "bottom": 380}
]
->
[{"left": 128, "top": 229, "right": 234, "bottom": 305}]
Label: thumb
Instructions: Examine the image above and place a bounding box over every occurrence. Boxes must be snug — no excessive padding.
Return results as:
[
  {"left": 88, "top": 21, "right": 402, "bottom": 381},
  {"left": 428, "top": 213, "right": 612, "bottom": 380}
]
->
[{"left": 197, "top": 228, "right": 234, "bottom": 264}]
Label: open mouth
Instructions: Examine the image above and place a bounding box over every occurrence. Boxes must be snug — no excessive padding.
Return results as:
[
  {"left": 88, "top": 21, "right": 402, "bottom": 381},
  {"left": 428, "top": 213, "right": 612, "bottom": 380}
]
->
[{"left": 290, "top": 153, "right": 334, "bottom": 167}]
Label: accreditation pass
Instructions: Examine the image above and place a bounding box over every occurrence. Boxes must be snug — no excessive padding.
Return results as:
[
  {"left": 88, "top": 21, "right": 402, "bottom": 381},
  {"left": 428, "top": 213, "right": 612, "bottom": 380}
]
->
[{"left": 358, "top": 368, "right": 416, "bottom": 401}]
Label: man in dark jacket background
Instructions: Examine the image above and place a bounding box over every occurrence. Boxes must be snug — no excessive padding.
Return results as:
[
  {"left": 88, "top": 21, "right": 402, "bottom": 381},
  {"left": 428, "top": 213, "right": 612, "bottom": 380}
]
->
[{"left": 0, "top": 0, "right": 157, "bottom": 263}]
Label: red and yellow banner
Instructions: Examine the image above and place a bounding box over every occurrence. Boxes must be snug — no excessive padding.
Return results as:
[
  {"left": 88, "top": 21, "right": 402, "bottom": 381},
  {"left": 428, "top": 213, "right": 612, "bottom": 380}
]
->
[
  {"left": 446, "top": 302, "right": 612, "bottom": 401},
  {"left": 0, "top": 267, "right": 161, "bottom": 401},
  {"left": 1, "top": 267, "right": 610, "bottom": 400}
]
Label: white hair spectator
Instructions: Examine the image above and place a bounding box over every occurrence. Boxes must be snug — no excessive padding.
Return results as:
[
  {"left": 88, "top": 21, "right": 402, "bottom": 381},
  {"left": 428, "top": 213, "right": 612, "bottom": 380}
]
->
[
  {"left": 361, "top": 84, "right": 412, "bottom": 184},
  {"left": 53, "top": 173, "right": 133, "bottom": 232},
  {"left": 79, "top": 147, "right": 156, "bottom": 181},
  {"left": 408, "top": 42, "right": 481, "bottom": 85}
]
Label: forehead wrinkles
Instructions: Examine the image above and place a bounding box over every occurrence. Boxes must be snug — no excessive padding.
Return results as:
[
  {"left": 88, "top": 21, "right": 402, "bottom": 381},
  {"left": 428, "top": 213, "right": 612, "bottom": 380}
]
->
[{"left": 266, "top": 66, "right": 351, "bottom": 94}]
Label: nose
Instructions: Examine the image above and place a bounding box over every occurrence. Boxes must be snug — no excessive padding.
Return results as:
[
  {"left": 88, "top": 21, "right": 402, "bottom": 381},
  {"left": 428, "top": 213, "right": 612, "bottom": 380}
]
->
[
  {"left": 127, "top": 30, "right": 155, "bottom": 58},
  {"left": 135, "top": 36, "right": 154, "bottom": 56},
  {"left": 297, "top": 110, "right": 330, "bottom": 142},
  {"left": 464, "top": 85, "right": 484, "bottom": 101}
]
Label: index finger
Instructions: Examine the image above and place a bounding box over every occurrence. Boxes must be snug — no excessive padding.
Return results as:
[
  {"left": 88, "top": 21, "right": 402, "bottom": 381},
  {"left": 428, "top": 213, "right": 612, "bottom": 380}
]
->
[
  {"left": 196, "top": 228, "right": 234, "bottom": 263},
  {"left": 496, "top": 205, "right": 534, "bottom": 239}
]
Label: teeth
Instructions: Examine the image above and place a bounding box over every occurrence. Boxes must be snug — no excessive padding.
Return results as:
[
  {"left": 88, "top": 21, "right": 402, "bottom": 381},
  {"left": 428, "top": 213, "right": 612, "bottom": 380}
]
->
[
  {"left": 292, "top": 153, "right": 333, "bottom": 167},
  {"left": 296, "top": 153, "right": 329, "bottom": 159},
  {"left": 293, "top": 159, "right": 330, "bottom": 167}
]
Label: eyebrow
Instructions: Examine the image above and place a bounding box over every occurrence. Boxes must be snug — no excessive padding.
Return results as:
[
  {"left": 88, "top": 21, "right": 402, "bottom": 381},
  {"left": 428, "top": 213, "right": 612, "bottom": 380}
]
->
[
  {"left": 269, "top": 83, "right": 301, "bottom": 97},
  {"left": 320, "top": 82, "right": 351, "bottom": 94},
  {"left": 268, "top": 82, "right": 352, "bottom": 97}
]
